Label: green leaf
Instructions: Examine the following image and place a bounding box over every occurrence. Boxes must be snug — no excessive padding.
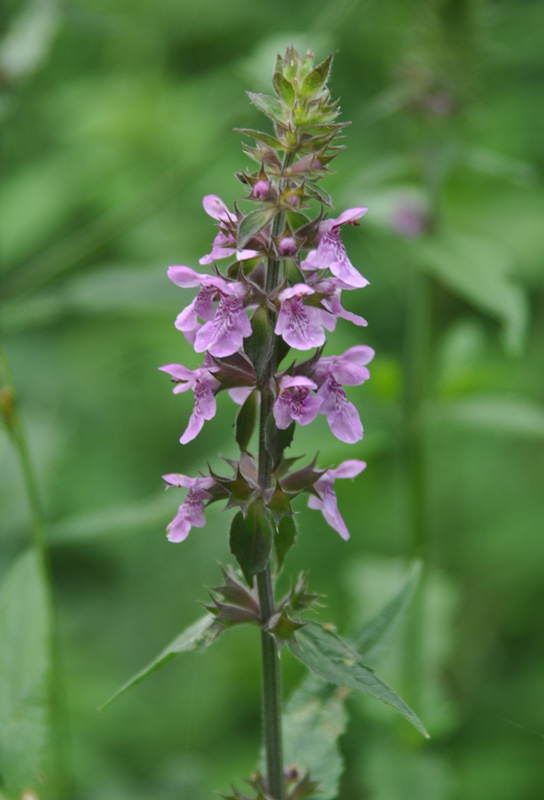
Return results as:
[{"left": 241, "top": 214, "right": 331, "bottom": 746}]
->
[
  {"left": 98, "top": 615, "right": 214, "bottom": 710},
  {"left": 282, "top": 676, "right": 348, "bottom": 799},
  {"left": 463, "top": 145, "right": 536, "bottom": 186},
  {"left": 244, "top": 306, "right": 274, "bottom": 384},
  {"left": 235, "top": 390, "right": 258, "bottom": 451},
  {"left": 288, "top": 622, "right": 429, "bottom": 737},
  {"left": 306, "top": 182, "right": 333, "bottom": 207},
  {"left": 283, "top": 45, "right": 299, "bottom": 82},
  {"left": 246, "top": 91, "right": 285, "bottom": 124},
  {"left": 275, "top": 514, "right": 297, "bottom": 574},
  {"left": 427, "top": 395, "right": 544, "bottom": 440},
  {"left": 0, "top": 550, "right": 51, "bottom": 795},
  {"left": 229, "top": 500, "right": 272, "bottom": 586},
  {"left": 300, "top": 53, "right": 333, "bottom": 97},
  {"left": 265, "top": 416, "right": 295, "bottom": 471},
  {"left": 272, "top": 72, "right": 295, "bottom": 107},
  {"left": 417, "top": 230, "right": 528, "bottom": 355},
  {"left": 237, "top": 207, "right": 275, "bottom": 250},
  {"left": 286, "top": 210, "right": 311, "bottom": 230},
  {"left": 234, "top": 128, "right": 283, "bottom": 149},
  {"left": 352, "top": 562, "right": 422, "bottom": 663}
]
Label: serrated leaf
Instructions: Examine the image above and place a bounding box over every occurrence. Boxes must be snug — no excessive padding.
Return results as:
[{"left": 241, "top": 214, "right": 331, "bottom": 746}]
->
[
  {"left": 352, "top": 562, "right": 422, "bottom": 663},
  {"left": 282, "top": 675, "right": 348, "bottom": 800},
  {"left": 247, "top": 91, "right": 285, "bottom": 124},
  {"left": 272, "top": 72, "right": 295, "bottom": 107},
  {"left": 306, "top": 183, "right": 333, "bottom": 207},
  {"left": 275, "top": 514, "right": 297, "bottom": 574},
  {"left": 300, "top": 53, "right": 333, "bottom": 97},
  {"left": 0, "top": 550, "right": 51, "bottom": 795},
  {"left": 417, "top": 230, "right": 528, "bottom": 355},
  {"left": 235, "top": 128, "right": 284, "bottom": 149},
  {"left": 237, "top": 208, "right": 275, "bottom": 250},
  {"left": 229, "top": 500, "right": 272, "bottom": 586},
  {"left": 98, "top": 615, "right": 214, "bottom": 710},
  {"left": 235, "top": 390, "right": 258, "bottom": 452},
  {"left": 288, "top": 623, "right": 429, "bottom": 737}
]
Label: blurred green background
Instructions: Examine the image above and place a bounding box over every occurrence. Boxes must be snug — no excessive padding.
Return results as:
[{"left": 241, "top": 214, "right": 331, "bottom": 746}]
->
[{"left": 1, "top": 0, "right": 543, "bottom": 798}]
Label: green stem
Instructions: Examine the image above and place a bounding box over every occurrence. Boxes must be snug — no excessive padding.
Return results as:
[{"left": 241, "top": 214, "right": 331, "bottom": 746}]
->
[
  {"left": 0, "top": 350, "right": 72, "bottom": 797},
  {"left": 256, "top": 567, "right": 285, "bottom": 799},
  {"left": 402, "top": 266, "right": 431, "bottom": 558},
  {"left": 254, "top": 150, "right": 297, "bottom": 800}
]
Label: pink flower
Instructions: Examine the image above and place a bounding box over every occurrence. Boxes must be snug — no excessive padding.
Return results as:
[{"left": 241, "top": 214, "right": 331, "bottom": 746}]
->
[
  {"left": 162, "top": 473, "right": 215, "bottom": 542},
  {"left": 311, "top": 207, "right": 369, "bottom": 288},
  {"left": 159, "top": 360, "right": 220, "bottom": 444},
  {"left": 312, "top": 276, "right": 368, "bottom": 327},
  {"left": 273, "top": 375, "right": 322, "bottom": 429},
  {"left": 202, "top": 194, "right": 234, "bottom": 224},
  {"left": 199, "top": 195, "right": 258, "bottom": 264},
  {"left": 168, "top": 267, "right": 252, "bottom": 357},
  {"left": 275, "top": 284, "right": 335, "bottom": 350},
  {"left": 314, "top": 346, "right": 374, "bottom": 443},
  {"left": 307, "top": 459, "right": 366, "bottom": 540}
]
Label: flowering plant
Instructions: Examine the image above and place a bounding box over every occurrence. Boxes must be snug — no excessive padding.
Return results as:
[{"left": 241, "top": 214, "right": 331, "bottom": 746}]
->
[{"left": 102, "top": 46, "right": 427, "bottom": 799}]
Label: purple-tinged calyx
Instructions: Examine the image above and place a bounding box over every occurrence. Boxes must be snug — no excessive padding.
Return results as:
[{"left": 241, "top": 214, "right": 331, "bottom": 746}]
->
[
  {"left": 307, "top": 459, "right": 366, "bottom": 540},
  {"left": 273, "top": 375, "right": 322, "bottom": 429},
  {"left": 162, "top": 473, "right": 216, "bottom": 543}
]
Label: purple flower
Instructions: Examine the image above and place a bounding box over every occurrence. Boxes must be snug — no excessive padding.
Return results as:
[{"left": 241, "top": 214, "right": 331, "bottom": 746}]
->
[
  {"left": 275, "top": 284, "right": 335, "bottom": 350},
  {"left": 163, "top": 473, "right": 215, "bottom": 542},
  {"left": 202, "top": 194, "right": 234, "bottom": 224},
  {"left": 159, "top": 360, "right": 220, "bottom": 444},
  {"left": 228, "top": 386, "right": 255, "bottom": 405},
  {"left": 168, "top": 267, "right": 252, "bottom": 357},
  {"left": 199, "top": 195, "right": 258, "bottom": 264},
  {"left": 313, "top": 346, "right": 374, "bottom": 444},
  {"left": 312, "top": 277, "right": 368, "bottom": 328},
  {"left": 311, "top": 207, "right": 369, "bottom": 288},
  {"left": 307, "top": 459, "right": 366, "bottom": 540},
  {"left": 273, "top": 375, "right": 322, "bottom": 429}
]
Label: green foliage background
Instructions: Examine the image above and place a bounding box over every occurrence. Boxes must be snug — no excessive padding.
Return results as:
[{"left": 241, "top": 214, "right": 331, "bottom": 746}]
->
[{"left": 1, "top": 0, "right": 543, "bottom": 798}]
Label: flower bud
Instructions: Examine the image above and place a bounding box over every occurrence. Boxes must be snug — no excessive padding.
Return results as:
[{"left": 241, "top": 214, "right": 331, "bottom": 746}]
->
[
  {"left": 253, "top": 179, "right": 270, "bottom": 199},
  {"left": 278, "top": 236, "right": 297, "bottom": 256}
]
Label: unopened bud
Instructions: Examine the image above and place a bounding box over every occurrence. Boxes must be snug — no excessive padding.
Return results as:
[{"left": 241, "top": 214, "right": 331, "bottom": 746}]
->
[
  {"left": 278, "top": 236, "right": 297, "bottom": 256},
  {"left": 0, "top": 387, "right": 16, "bottom": 428},
  {"left": 285, "top": 192, "right": 300, "bottom": 208},
  {"left": 253, "top": 179, "right": 270, "bottom": 199}
]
